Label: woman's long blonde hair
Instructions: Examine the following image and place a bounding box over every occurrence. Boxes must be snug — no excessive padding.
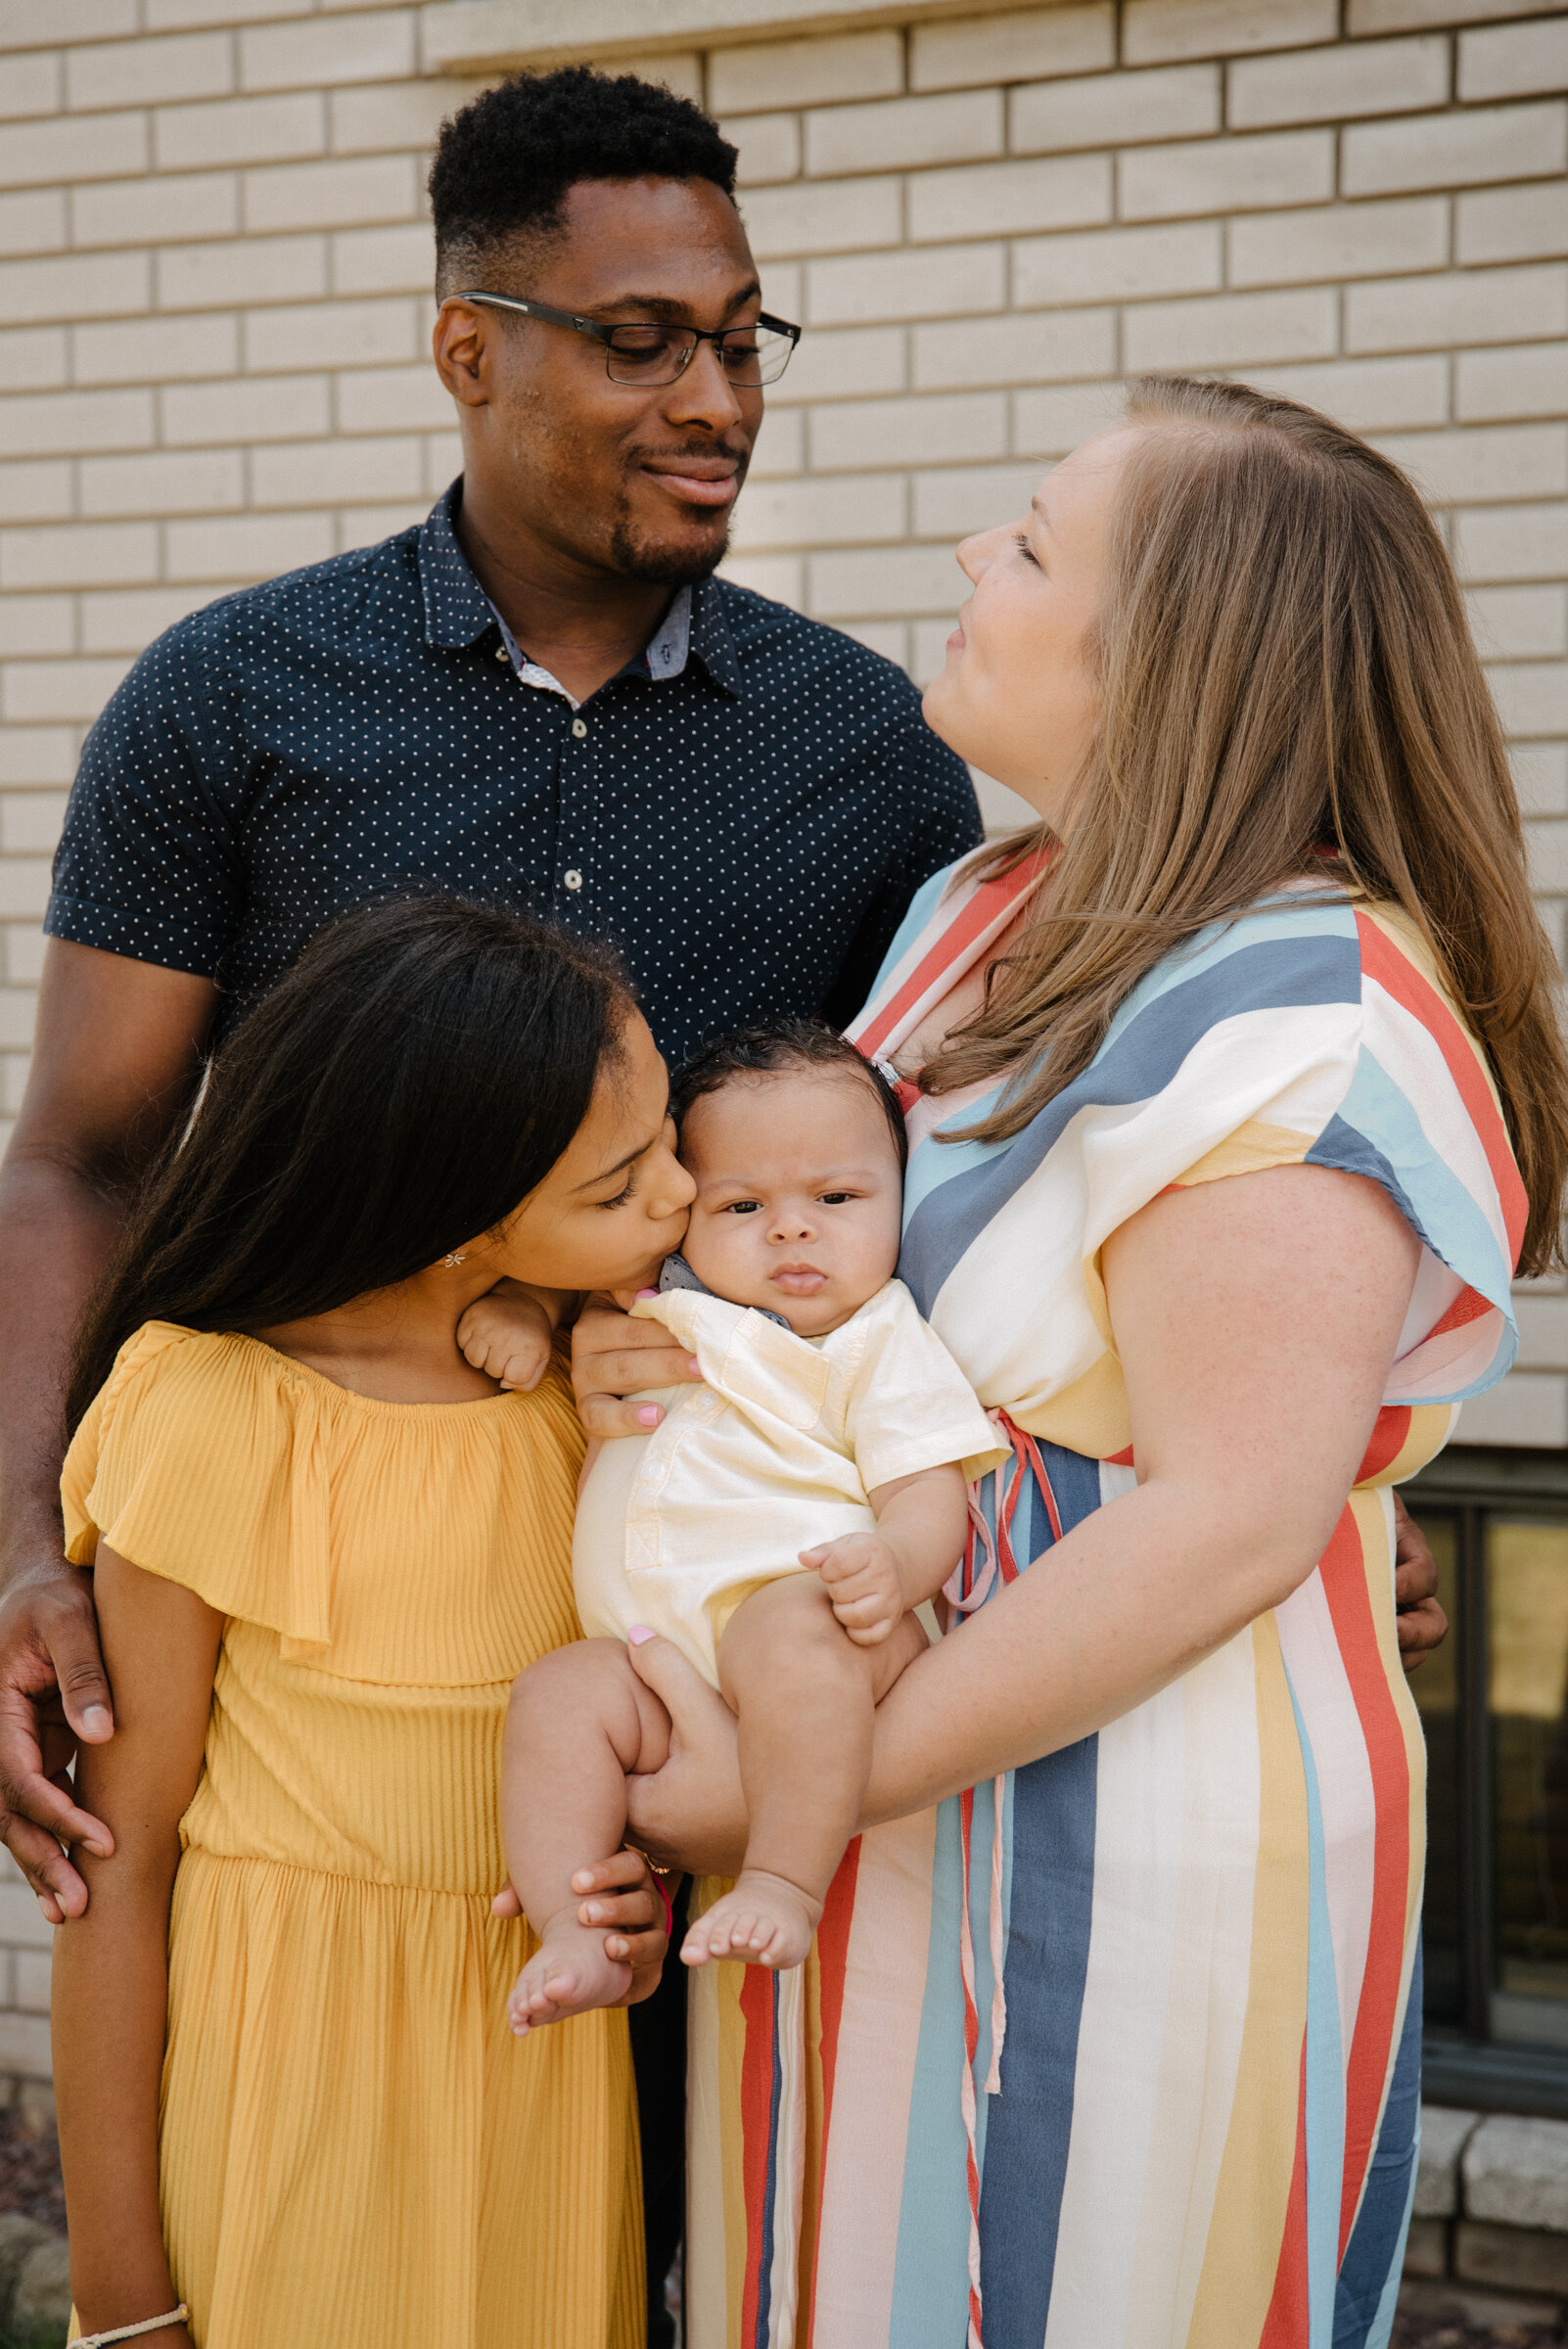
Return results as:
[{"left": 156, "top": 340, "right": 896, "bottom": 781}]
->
[{"left": 926, "top": 375, "right": 1568, "bottom": 1275}]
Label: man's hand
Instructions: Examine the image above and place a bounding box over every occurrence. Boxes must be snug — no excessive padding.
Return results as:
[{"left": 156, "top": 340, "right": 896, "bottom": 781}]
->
[
  {"left": 0, "top": 940, "right": 215, "bottom": 1923},
  {"left": 0, "top": 1546, "right": 115, "bottom": 1922},
  {"left": 1392, "top": 1490, "right": 1447, "bottom": 1673},
  {"left": 803, "top": 1531, "right": 904, "bottom": 1646},
  {"left": 571, "top": 1295, "right": 704, "bottom": 1438}
]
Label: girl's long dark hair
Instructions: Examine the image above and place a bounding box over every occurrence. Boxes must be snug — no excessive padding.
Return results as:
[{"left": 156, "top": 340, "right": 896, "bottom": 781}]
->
[{"left": 67, "top": 896, "right": 630, "bottom": 1434}]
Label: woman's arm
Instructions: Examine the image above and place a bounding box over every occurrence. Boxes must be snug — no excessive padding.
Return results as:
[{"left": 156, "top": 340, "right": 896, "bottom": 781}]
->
[
  {"left": 627, "top": 1163, "right": 1420, "bottom": 1869},
  {"left": 53, "top": 1544, "right": 221, "bottom": 2348}
]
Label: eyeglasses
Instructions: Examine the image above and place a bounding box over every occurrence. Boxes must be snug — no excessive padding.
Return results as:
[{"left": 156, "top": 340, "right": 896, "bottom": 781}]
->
[{"left": 452, "top": 292, "right": 801, "bottom": 388}]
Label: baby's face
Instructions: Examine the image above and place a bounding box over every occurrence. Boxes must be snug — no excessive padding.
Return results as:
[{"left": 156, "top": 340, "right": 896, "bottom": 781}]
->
[{"left": 677, "top": 1068, "right": 903, "bottom": 1337}]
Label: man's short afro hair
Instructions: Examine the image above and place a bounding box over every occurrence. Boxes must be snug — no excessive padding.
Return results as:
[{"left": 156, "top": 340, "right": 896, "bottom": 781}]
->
[{"left": 429, "top": 67, "right": 740, "bottom": 293}]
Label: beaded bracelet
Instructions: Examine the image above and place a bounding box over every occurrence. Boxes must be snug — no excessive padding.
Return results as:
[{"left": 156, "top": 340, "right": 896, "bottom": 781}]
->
[{"left": 76, "top": 2307, "right": 189, "bottom": 2346}]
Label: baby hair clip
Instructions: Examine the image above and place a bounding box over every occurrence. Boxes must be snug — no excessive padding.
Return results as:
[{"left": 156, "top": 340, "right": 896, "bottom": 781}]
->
[{"left": 442, "top": 1251, "right": 467, "bottom": 1267}]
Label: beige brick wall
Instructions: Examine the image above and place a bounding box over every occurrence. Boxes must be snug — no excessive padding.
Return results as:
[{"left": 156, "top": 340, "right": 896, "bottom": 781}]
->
[{"left": 0, "top": 0, "right": 1565, "bottom": 2076}]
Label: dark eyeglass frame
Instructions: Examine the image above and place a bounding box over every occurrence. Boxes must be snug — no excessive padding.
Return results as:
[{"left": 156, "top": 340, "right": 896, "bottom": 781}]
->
[{"left": 449, "top": 291, "right": 802, "bottom": 386}]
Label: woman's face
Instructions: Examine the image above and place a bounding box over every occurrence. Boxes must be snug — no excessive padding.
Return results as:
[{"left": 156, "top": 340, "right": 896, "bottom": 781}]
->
[
  {"left": 921, "top": 422, "right": 1137, "bottom": 835},
  {"left": 493, "top": 1009, "right": 695, "bottom": 1298}
]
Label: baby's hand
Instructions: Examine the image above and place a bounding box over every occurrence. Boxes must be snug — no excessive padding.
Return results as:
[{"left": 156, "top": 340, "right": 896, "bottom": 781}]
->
[
  {"left": 802, "top": 1531, "right": 905, "bottom": 1646},
  {"left": 457, "top": 1280, "right": 555, "bottom": 1393}
]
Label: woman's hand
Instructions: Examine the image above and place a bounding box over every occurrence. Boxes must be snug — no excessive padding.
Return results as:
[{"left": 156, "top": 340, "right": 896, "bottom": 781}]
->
[
  {"left": 623, "top": 1635, "right": 748, "bottom": 1878},
  {"left": 571, "top": 1297, "right": 704, "bottom": 1439},
  {"left": 491, "top": 1847, "right": 671, "bottom": 2004},
  {"left": 1392, "top": 1493, "right": 1448, "bottom": 1671}
]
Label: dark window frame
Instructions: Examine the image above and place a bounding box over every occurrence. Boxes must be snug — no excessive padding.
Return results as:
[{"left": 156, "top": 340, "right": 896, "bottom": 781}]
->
[{"left": 1408, "top": 1444, "right": 1568, "bottom": 2117}]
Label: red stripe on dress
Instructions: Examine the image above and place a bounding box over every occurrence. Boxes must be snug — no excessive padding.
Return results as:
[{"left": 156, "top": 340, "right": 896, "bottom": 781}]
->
[
  {"left": 1260, "top": 2030, "right": 1311, "bottom": 2349},
  {"left": 804, "top": 1838, "right": 863, "bottom": 2347},
  {"left": 1317, "top": 1502, "right": 1412, "bottom": 2259},
  {"left": 852, "top": 853, "right": 1050, "bottom": 1061},
  {"left": 739, "top": 1967, "right": 777, "bottom": 2349},
  {"left": 1426, "top": 1284, "right": 1492, "bottom": 1340},
  {"left": 1354, "top": 911, "right": 1526, "bottom": 1264},
  {"left": 1356, "top": 1405, "right": 1411, "bottom": 1485}
]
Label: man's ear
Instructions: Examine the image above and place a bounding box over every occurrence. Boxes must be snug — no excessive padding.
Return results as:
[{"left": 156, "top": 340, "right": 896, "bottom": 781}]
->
[{"left": 432, "top": 299, "right": 491, "bottom": 408}]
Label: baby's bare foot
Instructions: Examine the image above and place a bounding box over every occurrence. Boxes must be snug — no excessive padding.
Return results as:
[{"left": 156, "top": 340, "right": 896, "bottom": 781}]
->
[
  {"left": 680, "top": 1869, "right": 823, "bottom": 1971},
  {"left": 508, "top": 1911, "right": 631, "bottom": 2035}
]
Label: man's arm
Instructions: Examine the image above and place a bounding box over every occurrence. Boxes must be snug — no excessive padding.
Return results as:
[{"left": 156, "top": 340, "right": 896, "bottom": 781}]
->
[{"left": 0, "top": 939, "right": 214, "bottom": 1919}]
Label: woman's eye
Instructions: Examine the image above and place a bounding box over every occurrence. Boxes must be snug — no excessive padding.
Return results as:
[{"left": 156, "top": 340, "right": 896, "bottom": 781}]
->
[
  {"left": 1013, "top": 532, "right": 1040, "bottom": 569},
  {"left": 596, "top": 1174, "right": 636, "bottom": 1210}
]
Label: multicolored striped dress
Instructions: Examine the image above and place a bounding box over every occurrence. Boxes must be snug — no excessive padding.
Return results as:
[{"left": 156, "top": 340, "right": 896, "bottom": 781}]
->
[{"left": 682, "top": 855, "right": 1524, "bottom": 2349}]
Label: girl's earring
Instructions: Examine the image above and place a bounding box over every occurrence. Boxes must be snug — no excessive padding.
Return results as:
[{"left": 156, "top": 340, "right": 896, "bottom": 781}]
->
[{"left": 442, "top": 1251, "right": 467, "bottom": 1268}]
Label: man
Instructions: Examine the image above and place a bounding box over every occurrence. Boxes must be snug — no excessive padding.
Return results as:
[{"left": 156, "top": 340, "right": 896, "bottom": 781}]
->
[
  {"left": 0, "top": 66, "right": 981, "bottom": 2341},
  {"left": 0, "top": 58, "right": 1444, "bottom": 2341}
]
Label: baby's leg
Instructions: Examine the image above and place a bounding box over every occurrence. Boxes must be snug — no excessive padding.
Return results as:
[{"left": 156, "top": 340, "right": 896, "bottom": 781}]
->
[
  {"left": 682, "top": 1578, "right": 926, "bottom": 1972},
  {"left": 503, "top": 1637, "right": 670, "bottom": 2034}
]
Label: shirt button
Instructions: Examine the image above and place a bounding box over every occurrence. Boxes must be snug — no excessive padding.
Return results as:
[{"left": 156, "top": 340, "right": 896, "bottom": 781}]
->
[
  {"left": 494, "top": 645, "right": 509, "bottom": 665},
  {"left": 572, "top": 717, "right": 588, "bottom": 739},
  {"left": 563, "top": 869, "right": 583, "bottom": 892}
]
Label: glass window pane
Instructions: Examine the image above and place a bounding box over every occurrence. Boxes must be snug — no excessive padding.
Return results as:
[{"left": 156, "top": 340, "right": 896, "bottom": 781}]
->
[
  {"left": 1408, "top": 1510, "right": 1461, "bottom": 2024},
  {"left": 1488, "top": 1516, "right": 1568, "bottom": 2045}
]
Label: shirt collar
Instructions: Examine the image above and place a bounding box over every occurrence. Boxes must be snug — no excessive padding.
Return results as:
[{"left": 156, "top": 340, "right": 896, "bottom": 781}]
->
[{"left": 418, "top": 479, "right": 742, "bottom": 699}]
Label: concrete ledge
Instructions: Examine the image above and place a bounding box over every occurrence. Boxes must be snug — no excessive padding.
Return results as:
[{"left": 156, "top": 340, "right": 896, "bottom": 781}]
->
[
  {"left": 1464, "top": 2114, "right": 1568, "bottom": 2234},
  {"left": 421, "top": 0, "right": 1085, "bottom": 76}
]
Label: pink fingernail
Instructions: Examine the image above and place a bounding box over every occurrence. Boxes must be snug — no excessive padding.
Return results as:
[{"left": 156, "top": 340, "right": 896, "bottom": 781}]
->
[
  {"left": 636, "top": 1287, "right": 659, "bottom": 1299},
  {"left": 637, "top": 1405, "right": 662, "bottom": 1427},
  {"left": 628, "top": 1626, "right": 657, "bottom": 1646},
  {"left": 687, "top": 1358, "right": 701, "bottom": 1375}
]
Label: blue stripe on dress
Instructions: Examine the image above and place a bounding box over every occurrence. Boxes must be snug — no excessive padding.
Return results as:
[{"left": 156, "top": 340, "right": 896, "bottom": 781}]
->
[
  {"left": 973, "top": 1445, "right": 1102, "bottom": 2345},
  {"left": 900, "top": 932, "right": 1362, "bottom": 1313},
  {"left": 756, "top": 1974, "right": 781, "bottom": 2349},
  {"left": 1332, "top": 1944, "right": 1422, "bottom": 2347}
]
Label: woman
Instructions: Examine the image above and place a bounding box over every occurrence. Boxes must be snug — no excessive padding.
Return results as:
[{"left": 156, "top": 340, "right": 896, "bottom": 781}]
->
[{"left": 624, "top": 378, "right": 1568, "bottom": 2347}]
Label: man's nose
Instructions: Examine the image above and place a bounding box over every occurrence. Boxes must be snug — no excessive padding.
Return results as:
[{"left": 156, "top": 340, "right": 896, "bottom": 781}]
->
[{"left": 663, "top": 339, "right": 745, "bottom": 435}]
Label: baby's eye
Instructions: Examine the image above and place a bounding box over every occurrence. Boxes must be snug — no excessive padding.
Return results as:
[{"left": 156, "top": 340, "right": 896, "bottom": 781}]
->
[
  {"left": 723, "top": 1200, "right": 761, "bottom": 1216},
  {"left": 819, "top": 1191, "right": 855, "bottom": 1206}
]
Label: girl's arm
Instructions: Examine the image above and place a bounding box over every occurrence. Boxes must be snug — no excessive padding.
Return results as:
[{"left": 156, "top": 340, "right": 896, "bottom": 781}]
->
[
  {"left": 626, "top": 1162, "right": 1420, "bottom": 1871},
  {"left": 53, "top": 1543, "right": 221, "bottom": 2348}
]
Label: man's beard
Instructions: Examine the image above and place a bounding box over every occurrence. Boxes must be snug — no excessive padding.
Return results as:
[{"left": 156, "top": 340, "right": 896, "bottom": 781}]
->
[
  {"left": 605, "top": 454, "right": 746, "bottom": 584},
  {"left": 608, "top": 508, "right": 731, "bottom": 586}
]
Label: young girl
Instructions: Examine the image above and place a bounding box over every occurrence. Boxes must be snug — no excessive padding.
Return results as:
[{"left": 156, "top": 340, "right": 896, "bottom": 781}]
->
[{"left": 53, "top": 898, "right": 688, "bottom": 2349}]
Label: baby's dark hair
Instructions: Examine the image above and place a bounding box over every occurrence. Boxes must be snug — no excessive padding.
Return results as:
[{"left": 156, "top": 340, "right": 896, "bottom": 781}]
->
[
  {"left": 670, "top": 1018, "right": 907, "bottom": 1175},
  {"left": 67, "top": 896, "right": 631, "bottom": 1434}
]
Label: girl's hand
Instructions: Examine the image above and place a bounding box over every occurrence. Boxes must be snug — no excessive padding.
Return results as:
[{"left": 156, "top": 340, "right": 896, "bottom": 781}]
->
[
  {"left": 490, "top": 1849, "right": 670, "bottom": 2003},
  {"left": 624, "top": 1635, "right": 748, "bottom": 1878},
  {"left": 572, "top": 1297, "right": 704, "bottom": 1439},
  {"left": 575, "top": 1848, "right": 671, "bottom": 2008}
]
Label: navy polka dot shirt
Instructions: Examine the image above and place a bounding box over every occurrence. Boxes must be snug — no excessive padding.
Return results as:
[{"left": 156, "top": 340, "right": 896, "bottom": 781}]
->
[{"left": 47, "top": 483, "right": 983, "bottom": 1063}]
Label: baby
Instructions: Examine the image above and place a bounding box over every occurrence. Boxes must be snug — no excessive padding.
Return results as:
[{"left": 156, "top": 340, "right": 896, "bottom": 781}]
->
[{"left": 465, "top": 1020, "right": 1001, "bottom": 2030}]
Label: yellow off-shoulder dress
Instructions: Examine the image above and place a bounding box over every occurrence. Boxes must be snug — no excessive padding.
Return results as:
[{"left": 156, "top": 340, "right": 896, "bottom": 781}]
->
[{"left": 61, "top": 1322, "right": 643, "bottom": 2349}]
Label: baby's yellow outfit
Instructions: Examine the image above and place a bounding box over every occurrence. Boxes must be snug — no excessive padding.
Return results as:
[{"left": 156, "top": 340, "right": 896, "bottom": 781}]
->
[
  {"left": 573, "top": 1277, "right": 1004, "bottom": 1685},
  {"left": 61, "top": 1322, "right": 642, "bottom": 2349}
]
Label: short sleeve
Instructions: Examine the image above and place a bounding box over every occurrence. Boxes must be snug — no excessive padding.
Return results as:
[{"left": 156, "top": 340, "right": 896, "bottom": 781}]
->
[
  {"left": 842, "top": 1284, "right": 1007, "bottom": 1491},
  {"left": 45, "top": 605, "right": 247, "bottom": 980},
  {"left": 63, "top": 1323, "right": 331, "bottom": 1650}
]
